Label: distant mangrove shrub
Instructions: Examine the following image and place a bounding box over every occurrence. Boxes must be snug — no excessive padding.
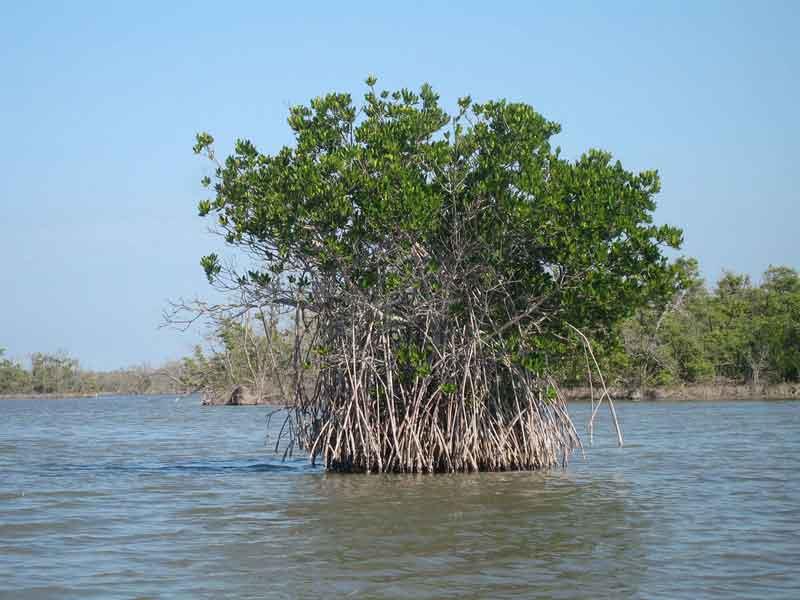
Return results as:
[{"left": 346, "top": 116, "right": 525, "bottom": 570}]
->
[{"left": 192, "top": 79, "right": 682, "bottom": 472}]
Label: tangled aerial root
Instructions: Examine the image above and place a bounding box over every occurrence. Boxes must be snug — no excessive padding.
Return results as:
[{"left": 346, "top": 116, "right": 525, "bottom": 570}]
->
[{"left": 283, "top": 310, "right": 586, "bottom": 474}]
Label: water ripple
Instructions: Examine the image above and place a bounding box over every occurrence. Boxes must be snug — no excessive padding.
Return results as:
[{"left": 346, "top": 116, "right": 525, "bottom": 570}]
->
[{"left": 0, "top": 396, "right": 798, "bottom": 599}]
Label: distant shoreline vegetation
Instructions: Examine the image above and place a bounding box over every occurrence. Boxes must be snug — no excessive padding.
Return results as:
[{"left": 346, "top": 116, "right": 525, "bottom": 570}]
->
[
  {"left": 3, "top": 264, "right": 798, "bottom": 402},
  {"left": 2, "top": 385, "right": 798, "bottom": 402},
  {"left": 0, "top": 391, "right": 197, "bottom": 400},
  {"left": 0, "top": 351, "right": 194, "bottom": 398}
]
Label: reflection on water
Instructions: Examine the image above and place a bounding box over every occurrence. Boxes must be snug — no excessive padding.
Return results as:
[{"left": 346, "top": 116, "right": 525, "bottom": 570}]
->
[
  {"left": 281, "top": 472, "right": 645, "bottom": 599},
  {"left": 0, "top": 396, "right": 798, "bottom": 599}
]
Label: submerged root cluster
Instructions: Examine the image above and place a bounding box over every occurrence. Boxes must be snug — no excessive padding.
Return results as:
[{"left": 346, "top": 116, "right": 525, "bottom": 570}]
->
[
  {"left": 273, "top": 213, "right": 620, "bottom": 473},
  {"left": 288, "top": 307, "right": 583, "bottom": 474}
]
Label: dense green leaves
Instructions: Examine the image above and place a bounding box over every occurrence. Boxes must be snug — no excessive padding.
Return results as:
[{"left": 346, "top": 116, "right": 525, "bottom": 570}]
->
[
  {"left": 583, "top": 264, "right": 800, "bottom": 389},
  {"left": 0, "top": 348, "right": 30, "bottom": 394},
  {"left": 195, "top": 80, "right": 682, "bottom": 367}
]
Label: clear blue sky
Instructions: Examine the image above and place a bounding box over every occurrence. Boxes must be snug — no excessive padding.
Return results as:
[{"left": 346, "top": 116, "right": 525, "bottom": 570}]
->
[{"left": 1, "top": 1, "right": 798, "bottom": 370}]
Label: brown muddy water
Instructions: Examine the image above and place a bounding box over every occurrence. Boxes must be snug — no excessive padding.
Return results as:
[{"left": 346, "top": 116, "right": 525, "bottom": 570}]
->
[{"left": 0, "top": 396, "right": 798, "bottom": 599}]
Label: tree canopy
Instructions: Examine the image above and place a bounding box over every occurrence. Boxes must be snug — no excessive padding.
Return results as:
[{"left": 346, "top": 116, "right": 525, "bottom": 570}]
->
[{"left": 195, "top": 80, "right": 682, "bottom": 350}]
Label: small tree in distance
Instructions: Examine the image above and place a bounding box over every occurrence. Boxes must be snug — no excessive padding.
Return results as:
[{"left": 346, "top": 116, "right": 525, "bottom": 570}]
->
[{"left": 189, "top": 78, "right": 683, "bottom": 473}]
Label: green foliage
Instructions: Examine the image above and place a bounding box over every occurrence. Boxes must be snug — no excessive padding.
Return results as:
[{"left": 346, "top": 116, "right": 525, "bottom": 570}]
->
[
  {"left": 0, "top": 349, "right": 31, "bottom": 394},
  {"left": 179, "top": 318, "right": 293, "bottom": 400},
  {"left": 610, "top": 264, "right": 800, "bottom": 389},
  {"left": 195, "top": 80, "right": 682, "bottom": 366},
  {"left": 30, "top": 351, "right": 81, "bottom": 394},
  {"left": 200, "top": 253, "right": 221, "bottom": 282}
]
